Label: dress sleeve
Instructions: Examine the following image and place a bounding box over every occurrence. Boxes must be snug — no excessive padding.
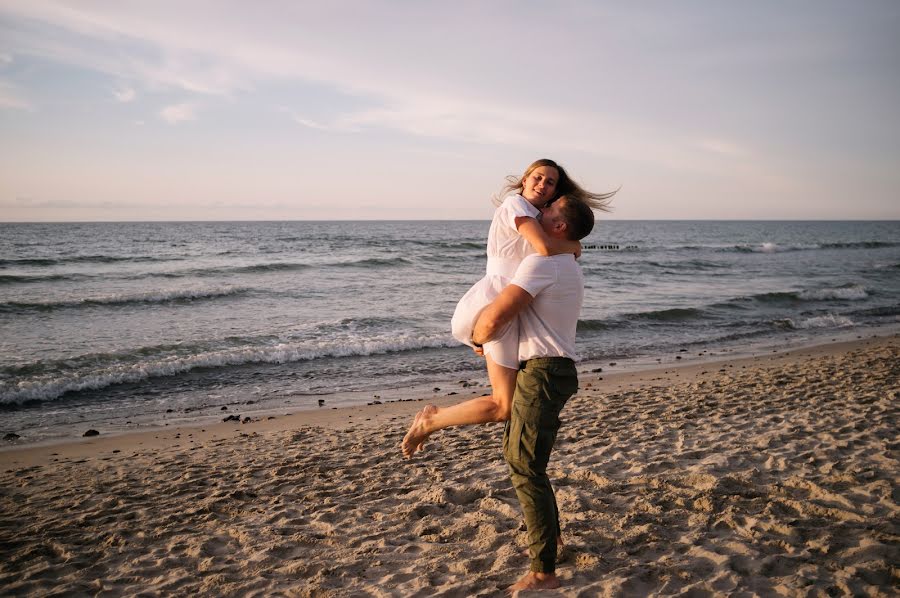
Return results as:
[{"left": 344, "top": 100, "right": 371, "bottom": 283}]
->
[
  {"left": 510, "top": 255, "right": 558, "bottom": 298},
  {"left": 497, "top": 194, "right": 540, "bottom": 231}
]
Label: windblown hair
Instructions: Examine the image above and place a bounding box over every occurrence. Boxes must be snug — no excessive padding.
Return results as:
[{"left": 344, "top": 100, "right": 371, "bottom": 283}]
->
[{"left": 495, "top": 158, "right": 617, "bottom": 212}]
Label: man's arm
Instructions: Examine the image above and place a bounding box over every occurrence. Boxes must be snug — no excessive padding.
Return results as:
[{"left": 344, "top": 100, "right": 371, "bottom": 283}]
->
[{"left": 471, "top": 284, "right": 534, "bottom": 346}]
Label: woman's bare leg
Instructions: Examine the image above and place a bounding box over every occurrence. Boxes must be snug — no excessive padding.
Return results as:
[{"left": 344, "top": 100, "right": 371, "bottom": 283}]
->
[{"left": 401, "top": 354, "right": 517, "bottom": 458}]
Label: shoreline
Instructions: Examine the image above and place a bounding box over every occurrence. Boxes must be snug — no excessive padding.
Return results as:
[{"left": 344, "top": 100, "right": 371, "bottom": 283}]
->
[
  {"left": 1, "top": 332, "right": 894, "bottom": 467},
  {"left": 3, "top": 321, "right": 897, "bottom": 447}
]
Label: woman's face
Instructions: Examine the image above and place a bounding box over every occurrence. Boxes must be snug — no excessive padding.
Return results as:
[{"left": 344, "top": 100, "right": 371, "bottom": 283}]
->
[{"left": 521, "top": 166, "right": 559, "bottom": 205}]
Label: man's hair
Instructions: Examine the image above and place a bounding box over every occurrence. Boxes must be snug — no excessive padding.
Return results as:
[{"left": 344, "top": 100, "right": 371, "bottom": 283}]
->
[{"left": 558, "top": 196, "right": 595, "bottom": 240}]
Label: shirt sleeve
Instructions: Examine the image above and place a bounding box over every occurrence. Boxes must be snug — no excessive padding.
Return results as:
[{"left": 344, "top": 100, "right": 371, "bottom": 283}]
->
[
  {"left": 510, "top": 255, "right": 558, "bottom": 298},
  {"left": 498, "top": 194, "right": 539, "bottom": 230}
]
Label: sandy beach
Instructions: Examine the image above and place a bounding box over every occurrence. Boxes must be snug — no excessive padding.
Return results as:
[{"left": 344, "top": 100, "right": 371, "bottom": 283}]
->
[{"left": 1, "top": 335, "right": 897, "bottom": 596}]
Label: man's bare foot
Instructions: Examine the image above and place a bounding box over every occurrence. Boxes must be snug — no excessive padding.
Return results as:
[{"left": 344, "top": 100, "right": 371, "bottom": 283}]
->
[
  {"left": 506, "top": 571, "right": 560, "bottom": 594},
  {"left": 401, "top": 405, "right": 437, "bottom": 458}
]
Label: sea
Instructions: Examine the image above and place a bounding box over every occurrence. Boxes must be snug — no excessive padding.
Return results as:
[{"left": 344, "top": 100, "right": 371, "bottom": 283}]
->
[{"left": 2, "top": 220, "right": 899, "bottom": 444}]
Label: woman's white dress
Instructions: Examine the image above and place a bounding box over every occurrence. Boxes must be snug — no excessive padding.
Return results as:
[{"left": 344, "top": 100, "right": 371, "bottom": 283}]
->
[{"left": 451, "top": 194, "right": 539, "bottom": 369}]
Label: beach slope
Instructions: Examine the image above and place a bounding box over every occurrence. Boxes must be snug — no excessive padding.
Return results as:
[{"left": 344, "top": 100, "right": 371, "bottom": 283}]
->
[{"left": 1, "top": 336, "right": 897, "bottom": 596}]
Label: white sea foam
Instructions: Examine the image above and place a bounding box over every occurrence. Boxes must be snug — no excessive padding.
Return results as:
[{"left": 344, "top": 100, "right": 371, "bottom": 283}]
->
[
  {"left": 731, "top": 242, "right": 821, "bottom": 253},
  {"left": 0, "top": 335, "right": 454, "bottom": 405},
  {"left": 75, "top": 286, "right": 249, "bottom": 305},
  {"left": 781, "top": 314, "right": 856, "bottom": 330},
  {"left": 797, "top": 286, "right": 868, "bottom": 301}
]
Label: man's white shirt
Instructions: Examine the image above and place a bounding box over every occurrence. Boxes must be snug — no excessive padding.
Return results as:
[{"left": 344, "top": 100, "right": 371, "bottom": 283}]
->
[{"left": 510, "top": 254, "right": 584, "bottom": 362}]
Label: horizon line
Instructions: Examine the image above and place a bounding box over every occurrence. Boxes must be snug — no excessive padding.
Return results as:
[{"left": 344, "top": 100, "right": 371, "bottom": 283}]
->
[{"left": 2, "top": 218, "right": 899, "bottom": 224}]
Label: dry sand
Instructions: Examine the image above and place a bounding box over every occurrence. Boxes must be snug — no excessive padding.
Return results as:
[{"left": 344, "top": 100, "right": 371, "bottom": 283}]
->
[{"left": 1, "top": 336, "right": 897, "bottom": 596}]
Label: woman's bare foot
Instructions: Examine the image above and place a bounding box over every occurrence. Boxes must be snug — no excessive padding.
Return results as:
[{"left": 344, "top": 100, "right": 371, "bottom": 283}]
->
[
  {"left": 506, "top": 571, "right": 560, "bottom": 594},
  {"left": 401, "top": 405, "right": 437, "bottom": 458}
]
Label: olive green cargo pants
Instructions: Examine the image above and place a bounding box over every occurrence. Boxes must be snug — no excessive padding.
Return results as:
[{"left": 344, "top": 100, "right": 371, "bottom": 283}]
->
[{"left": 502, "top": 357, "right": 578, "bottom": 574}]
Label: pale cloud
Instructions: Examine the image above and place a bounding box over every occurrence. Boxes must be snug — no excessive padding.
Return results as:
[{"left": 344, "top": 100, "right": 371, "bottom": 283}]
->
[
  {"left": 336, "top": 99, "right": 547, "bottom": 146},
  {"left": 0, "top": 0, "right": 811, "bottom": 172},
  {"left": 113, "top": 86, "right": 136, "bottom": 102},
  {"left": 0, "top": 78, "right": 32, "bottom": 110},
  {"left": 279, "top": 108, "right": 329, "bottom": 131},
  {"left": 160, "top": 102, "right": 196, "bottom": 124},
  {"left": 0, "top": 1, "right": 830, "bottom": 161},
  {"left": 293, "top": 117, "right": 327, "bottom": 130},
  {"left": 0, "top": 53, "right": 12, "bottom": 66},
  {"left": 696, "top": 138, "right": 748, "bottom": 157},
  {"left": 0, "top": 3, "right": 606, "bottom": 139},
  {"left": 0, "top": 1, "right": 255, "bottom": 95}
]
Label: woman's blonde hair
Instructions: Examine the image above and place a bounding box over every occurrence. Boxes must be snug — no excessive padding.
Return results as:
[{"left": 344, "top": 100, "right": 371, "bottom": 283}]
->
[{"left": 495, "top": 158, "right": 617, "bottom": 212}]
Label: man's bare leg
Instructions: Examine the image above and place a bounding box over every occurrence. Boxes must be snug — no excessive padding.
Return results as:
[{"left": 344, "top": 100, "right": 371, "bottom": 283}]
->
[
  {"left": 401, "top": 355, "right": 517, "bottom": 458},
  {"left": 506, "top": 571, "right": 560, "bottom": 593}
]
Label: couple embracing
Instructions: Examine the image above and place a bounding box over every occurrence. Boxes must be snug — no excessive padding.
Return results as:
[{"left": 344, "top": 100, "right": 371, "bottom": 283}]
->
[{"left": 402, "top": 159, "right": 614, "bottom": 592}]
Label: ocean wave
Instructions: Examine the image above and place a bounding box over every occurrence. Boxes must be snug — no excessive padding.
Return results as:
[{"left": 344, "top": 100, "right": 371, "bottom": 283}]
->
[
  {"left": 576, "top": 319, "right": 615, "bottom": 331},
  {"left": 176, "top": 256, "right": 411, "bottom": 275},
  {"left": 726, "top": 241, "right": 899, "bottom": 254},
  {"left": 225, "top": 262, "right": 313, "bottom": 274},
  {"left": 707, "top": 300, "right": 754, "bottom": 312},
  {"left": 0, "top": 255, "right": 173, "bottom": 268},
  {"left": 409, "top": 240, "right": 485, "bottom": 251},
  {"left": 454, "top": 241, "right": 486, "bottom": 250},
  {"left": 0, "top": 255, "right": 411, "bottom": 285},
  {"left": 588, "top": 285, "right": 873, "bottom": 331},
  {"left": 797, "top": 285, "right": 868, "bottom": 301},
  {"left": 580, "top": 306, "right": 716, "bottom": 329},
  {"left": 331, "top": 257, "right": 412, "bottom": 268},
  {"left": 752, "top": 291, "right": 808, "bottom": 304},
  {"left": 116, "top": 261, "right": 315, "bottom": 279},
  {"left": 819, "top": 241, "right": 900, "bottom": 250},
  {"left": 734, "top": 285, "right": 869, "bottom": 306},
  {"left": 626, "top": 307, "right": 706, "bottom": 322},
  {"left": 730, "top": 242, "right": 806, "bottom": 254},
  {"left": 772, "top": 314, "right": 855, "bottom": 330},
  {"left": 0, "top": 286, "right": 250, "bottom": 313},
  {"left": 0, "top": 273, "right": 92, "bottom": 284},
  {"left": 329, "top": 316, "right": 406, "bottom": 330},
  {"left": 0, "top": 335, "right": 454, "bottom": 405},
  {"left": 848, "top": 304, "right": 900, "bottom": 318},
  {"left": 645, "top": 259, "right": 729, "bottom": 272},
  {"left": 597, "top": 242, "right": 813, "bottom": 254}
]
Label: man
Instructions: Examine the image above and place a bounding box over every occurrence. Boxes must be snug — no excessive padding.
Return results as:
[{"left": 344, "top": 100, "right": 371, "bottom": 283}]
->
[{"left": 469, "top": 196, "right": 593, "bottom": 592}]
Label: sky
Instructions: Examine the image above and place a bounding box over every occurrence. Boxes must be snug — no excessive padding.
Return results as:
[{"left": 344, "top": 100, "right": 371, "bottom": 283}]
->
[{"left": 0, "top": 1, "right": 898, "bottom": 221}]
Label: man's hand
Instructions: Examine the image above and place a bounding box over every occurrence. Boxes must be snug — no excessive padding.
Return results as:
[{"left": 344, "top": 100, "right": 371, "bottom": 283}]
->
[{"left": 472, "top": 284, "right": 534, "bottom": 346}]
